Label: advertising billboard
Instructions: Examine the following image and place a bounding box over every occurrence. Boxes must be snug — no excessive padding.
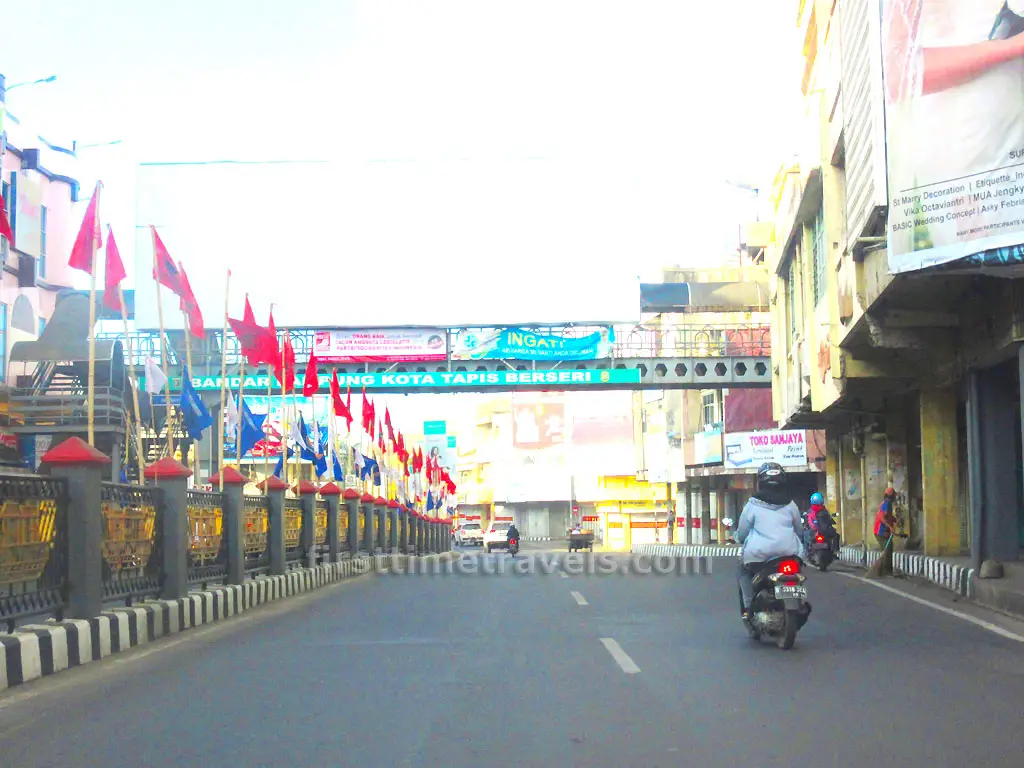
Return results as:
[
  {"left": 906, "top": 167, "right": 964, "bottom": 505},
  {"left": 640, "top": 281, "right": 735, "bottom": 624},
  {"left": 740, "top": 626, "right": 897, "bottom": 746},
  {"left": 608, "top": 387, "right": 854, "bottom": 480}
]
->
[
  {"left": 723, "top": 430, "right": 807, "bottom": 469},
  {"left": 883, "top": 0, "right": 1024, "bottom": 272},
  {"left": 451, "top": 327, "right": 613, "bottom": 361},
  {"left": 512, "top": 394, "right": 566, "bottom": 450},
  {"left": 312, "top": 329, "right": 446, "bottom": 363}
]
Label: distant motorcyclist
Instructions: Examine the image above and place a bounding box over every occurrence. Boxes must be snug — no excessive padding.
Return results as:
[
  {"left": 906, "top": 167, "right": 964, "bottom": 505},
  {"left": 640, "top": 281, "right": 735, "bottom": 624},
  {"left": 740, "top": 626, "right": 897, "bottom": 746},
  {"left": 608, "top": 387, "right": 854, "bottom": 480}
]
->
[
  {"left": 804, "top": 492, "right": 839, "bottom": 553},
  {"left": 735, "top": 462, "right": 804, "bottom": 620},
  {"left": 506, "top": 523, "right": 520, "bottom": 544}
]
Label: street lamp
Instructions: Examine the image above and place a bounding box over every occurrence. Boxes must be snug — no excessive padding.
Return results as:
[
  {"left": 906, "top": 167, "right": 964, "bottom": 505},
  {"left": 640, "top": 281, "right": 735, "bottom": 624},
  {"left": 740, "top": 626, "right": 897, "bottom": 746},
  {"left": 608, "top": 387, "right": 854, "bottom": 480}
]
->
[{"left": 6, "top": 75, "right": 57, "bottom": 91}]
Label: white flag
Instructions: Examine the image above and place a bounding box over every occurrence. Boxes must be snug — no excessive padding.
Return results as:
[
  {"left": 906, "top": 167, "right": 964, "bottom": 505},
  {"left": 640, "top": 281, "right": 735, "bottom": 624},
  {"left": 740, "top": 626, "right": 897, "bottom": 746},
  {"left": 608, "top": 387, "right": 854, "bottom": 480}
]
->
[
  {"left": 226, "top": 395, "right": 239, "bottom": 436},
  {"left": 144, "top": 357, "right": 168, "bottom": 395}
]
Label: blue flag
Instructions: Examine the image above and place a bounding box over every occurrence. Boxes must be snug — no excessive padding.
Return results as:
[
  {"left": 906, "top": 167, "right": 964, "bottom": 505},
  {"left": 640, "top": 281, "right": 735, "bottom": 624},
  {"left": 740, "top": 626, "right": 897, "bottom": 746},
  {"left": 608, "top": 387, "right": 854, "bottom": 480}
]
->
[
  {"left": 273, "top": 453, "right": 284, "bottom": 478},
  {"left": 179, "top": 366, "right": 213, "bottom": 441},
  {"left": 332, "top": 451, "right": 344, "bottom": 482},
  {"left": 360, "top": 456, "right": 378, "bottom": 482},
  {"left": 238, "top": 396, "right": 266, "bottom": 458},
  {"left": 426, "top": 490, "right": 434, "bottom": 511}
]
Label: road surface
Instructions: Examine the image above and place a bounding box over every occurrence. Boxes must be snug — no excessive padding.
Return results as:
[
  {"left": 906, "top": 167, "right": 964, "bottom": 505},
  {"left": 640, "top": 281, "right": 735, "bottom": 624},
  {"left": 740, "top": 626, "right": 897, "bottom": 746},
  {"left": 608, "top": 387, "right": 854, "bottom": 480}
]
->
[{"left": 2, "top": 542, "right": 1024, "bottom": 767}]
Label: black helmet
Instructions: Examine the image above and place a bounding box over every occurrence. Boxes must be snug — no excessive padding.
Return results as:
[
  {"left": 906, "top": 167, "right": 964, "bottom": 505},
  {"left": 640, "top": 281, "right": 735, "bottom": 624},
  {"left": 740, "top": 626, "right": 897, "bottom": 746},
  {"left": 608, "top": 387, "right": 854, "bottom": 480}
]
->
[{"left": 757, "top": 462, "right": 786, "bottom": 488}]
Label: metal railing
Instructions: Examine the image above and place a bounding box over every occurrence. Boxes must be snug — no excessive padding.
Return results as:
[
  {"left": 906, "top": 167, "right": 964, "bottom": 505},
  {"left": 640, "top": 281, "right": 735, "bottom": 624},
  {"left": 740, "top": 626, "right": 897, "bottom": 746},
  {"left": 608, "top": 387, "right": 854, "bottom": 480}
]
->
[
  {"left": 284, "top": 498, "right": 304, "bottom": 567},
  {"left": 100, "top": 483, "right": 163, "bottom": 606},
  {"left": 98, "top": 320, "right": 773, "bottom": 372},
  {"left": 0, "top": 386, "right": 129, "bottom": 431},
  {"left": 243, "top": 495, "right": 270, "bottom": 578},
  {"left": 0, "top": 475, "right": 69, "bottom": 630},
  {"left": 187, "top": 490, "right": 227, "bottom": 588}
]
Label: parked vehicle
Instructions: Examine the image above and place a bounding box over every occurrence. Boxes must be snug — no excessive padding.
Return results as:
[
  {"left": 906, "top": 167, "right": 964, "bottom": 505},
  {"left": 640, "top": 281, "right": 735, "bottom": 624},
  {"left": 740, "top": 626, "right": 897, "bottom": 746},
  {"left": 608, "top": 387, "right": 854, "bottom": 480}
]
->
[{"left": 740, "top": 556, "right": 812, "bottom": 650}]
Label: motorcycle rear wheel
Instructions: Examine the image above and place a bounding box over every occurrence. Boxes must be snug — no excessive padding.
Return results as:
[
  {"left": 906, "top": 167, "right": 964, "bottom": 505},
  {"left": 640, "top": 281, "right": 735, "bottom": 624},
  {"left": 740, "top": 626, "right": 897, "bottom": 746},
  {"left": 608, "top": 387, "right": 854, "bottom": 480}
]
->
[{"left": 777, "top": 609, "right": 799, "bottom": 650}]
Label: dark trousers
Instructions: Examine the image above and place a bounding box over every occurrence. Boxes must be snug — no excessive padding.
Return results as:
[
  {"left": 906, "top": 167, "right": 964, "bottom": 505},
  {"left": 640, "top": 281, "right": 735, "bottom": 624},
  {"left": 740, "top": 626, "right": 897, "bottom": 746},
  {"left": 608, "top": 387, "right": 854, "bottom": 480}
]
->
[{"left": 737, "top": 560, "right": 764, "bottom": 612}]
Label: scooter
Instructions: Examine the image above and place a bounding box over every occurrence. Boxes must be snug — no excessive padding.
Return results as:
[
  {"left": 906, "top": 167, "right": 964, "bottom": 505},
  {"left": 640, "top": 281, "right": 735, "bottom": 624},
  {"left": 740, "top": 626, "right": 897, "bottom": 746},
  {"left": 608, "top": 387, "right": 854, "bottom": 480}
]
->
[
  {"left": 508, "top": 537, "right": 520, "bottom": 556},
  {"left": 740, "top": 556, "right": 812, "bottom": 650},
  {"left": 805, "top": 531, "right": 834, "bottom": 571}
]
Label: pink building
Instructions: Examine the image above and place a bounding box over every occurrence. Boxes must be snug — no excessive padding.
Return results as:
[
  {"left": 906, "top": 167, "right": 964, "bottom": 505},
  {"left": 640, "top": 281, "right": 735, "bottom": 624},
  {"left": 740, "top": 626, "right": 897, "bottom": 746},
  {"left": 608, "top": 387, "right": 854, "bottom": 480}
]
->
[{"left": 1, "top": 76, "right": 80, "bottom": 384}]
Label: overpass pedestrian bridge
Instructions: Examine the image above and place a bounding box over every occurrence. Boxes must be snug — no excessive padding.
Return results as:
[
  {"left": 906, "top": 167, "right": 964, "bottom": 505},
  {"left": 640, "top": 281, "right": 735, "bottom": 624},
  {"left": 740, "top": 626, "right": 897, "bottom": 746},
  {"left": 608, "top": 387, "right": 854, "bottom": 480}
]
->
[{"left": 100, "top": 320, "right": 771, "bottom": 395}]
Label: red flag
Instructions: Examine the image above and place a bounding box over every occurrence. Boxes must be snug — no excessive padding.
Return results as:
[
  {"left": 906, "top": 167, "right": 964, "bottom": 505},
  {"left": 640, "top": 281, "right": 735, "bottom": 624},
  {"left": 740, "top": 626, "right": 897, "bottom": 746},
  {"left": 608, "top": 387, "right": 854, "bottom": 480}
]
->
[
  {"left": 177, "top": 263, "right": 205, "bottom": 339},
  {"left": 151, "top": 227, "right": 187, "bottom": 298},
  {"left": 274, "top": 331, "right": 296, "bottom": 393},
  {"left": 103, "top": 227, "right": 126, "bottom": 314},
  {"left": 228, "top": 297, "right": 277, "bottom": 367},
  {"left": 330, "top": 370, "right": 353, "bottom": 429},
  {"left": 303, "top": 355, "right": 321, "bottom": 397},
  {"left": 68, "top": 183, "right": 102, "bottom": 274},
  {"left": 0, "top": 194, "right": 14, "bottom": 248},
  {"left": 384, "top": 407, "right": 394, "bottom": 443}
]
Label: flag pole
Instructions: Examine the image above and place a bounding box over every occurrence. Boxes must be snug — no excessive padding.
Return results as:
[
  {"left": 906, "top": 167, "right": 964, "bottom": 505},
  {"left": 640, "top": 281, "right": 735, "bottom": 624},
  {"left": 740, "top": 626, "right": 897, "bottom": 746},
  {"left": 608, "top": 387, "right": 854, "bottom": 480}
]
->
[
  {"left": 218, "top": 270, "right": 230, "bottom": 481},
  {"left": 151, "top": 227, "right": 174, "bottom": 456},
  {"left": 236, "top": 357, "right": 246, "bottom": 470},
  {"left": 183, "top": 300, "right": 197, "bottom": 485},
  {"left": 265, "top": 303, "right": 274, "bottom": 484},
  {"left": 118, "top": 284, "right": 145, "bottom": 482},
  {"left": 280, "top": 330, "right": 289, "bottom": 488},
  {"left": 86, "top": 183, "right": 103, "bottom": 447}
]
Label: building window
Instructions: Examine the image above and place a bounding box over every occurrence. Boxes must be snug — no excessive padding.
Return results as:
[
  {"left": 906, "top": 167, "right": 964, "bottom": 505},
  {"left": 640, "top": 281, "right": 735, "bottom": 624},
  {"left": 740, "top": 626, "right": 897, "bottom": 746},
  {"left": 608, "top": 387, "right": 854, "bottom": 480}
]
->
[
  {"left": 787, "top": 257, "right": 798, "bottom": 336},
  {"left": 0, "top": 303, "right": 7, "bottom": 383},
  {"left": 811, "top": 208, "right": 826, "bottom": 306},
  {"left": 701, "top": 390, "right": 720, "bottom": 428},
  {"left": 0, "top": 177, "right": 10, "bottom": 265},
  {"left": 38, "top": 205, "right": 47, "bottom": 279}
]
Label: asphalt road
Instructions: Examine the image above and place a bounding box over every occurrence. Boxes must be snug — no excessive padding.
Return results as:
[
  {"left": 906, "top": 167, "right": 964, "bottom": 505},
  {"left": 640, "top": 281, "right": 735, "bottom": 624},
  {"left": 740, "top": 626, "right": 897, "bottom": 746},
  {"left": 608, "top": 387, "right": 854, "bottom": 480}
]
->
[{"left": 3, "top": 543, "right": 1024, "bottom": 767}]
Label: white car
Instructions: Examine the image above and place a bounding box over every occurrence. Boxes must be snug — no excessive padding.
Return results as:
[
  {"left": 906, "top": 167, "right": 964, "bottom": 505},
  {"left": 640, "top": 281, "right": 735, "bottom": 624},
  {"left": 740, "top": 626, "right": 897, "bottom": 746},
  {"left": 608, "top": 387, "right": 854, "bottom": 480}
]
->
[
  {"left": 483, "top": 521, "right": 512, "bottom": 552},
  {"left": 456, "top": 523, "right": 483, "bottom": 547}
]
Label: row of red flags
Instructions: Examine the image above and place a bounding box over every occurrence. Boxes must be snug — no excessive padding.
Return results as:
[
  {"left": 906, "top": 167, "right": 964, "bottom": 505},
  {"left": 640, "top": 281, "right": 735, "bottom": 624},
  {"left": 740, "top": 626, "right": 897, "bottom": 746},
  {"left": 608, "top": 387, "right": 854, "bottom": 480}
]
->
[{"left": 54, "top": 183, "right": 456, "bottom": 496}]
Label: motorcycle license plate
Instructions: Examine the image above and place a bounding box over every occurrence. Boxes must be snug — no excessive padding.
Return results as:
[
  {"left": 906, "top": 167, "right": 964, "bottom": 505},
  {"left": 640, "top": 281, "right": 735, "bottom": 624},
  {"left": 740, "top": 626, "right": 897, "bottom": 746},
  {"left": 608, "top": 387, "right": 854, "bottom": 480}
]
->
[{"left": 774, "top": 585, "right": 807, "bottom": 599}]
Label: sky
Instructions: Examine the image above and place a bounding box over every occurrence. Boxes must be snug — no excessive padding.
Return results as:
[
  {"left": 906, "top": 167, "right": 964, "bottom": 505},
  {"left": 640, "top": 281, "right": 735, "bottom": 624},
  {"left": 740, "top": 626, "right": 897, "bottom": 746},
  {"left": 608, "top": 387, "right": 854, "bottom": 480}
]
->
[{"left": 3, "top": 0, "right": 801, "bottom": 329}]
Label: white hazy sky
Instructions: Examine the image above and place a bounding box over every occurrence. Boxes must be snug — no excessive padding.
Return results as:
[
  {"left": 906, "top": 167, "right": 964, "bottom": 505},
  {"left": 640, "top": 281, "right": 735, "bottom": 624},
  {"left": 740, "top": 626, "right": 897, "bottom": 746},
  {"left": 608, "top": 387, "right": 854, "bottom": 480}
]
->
[{"left": 4, "top": 0, "right": 801, "bottom": 328}]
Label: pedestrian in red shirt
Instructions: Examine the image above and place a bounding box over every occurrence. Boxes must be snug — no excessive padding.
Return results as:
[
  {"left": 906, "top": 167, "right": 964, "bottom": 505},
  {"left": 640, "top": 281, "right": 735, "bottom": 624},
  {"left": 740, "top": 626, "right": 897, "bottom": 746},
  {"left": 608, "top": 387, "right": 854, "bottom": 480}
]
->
[{"left": 871, "top": 488, "right": 898, "bottom": 577}]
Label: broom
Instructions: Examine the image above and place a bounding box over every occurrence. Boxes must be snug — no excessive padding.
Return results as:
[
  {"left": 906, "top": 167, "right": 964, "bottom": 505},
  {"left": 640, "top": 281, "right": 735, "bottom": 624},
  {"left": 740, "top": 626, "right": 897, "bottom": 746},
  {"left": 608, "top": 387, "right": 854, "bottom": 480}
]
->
[{"left": 865, "top": 530, "right": 896, "bottom": 578}]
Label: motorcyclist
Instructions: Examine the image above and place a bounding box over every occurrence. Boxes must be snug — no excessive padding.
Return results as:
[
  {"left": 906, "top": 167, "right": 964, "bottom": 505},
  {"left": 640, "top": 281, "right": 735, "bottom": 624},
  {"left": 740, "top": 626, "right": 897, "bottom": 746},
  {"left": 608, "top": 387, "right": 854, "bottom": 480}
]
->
[
  {"left": 804, "top": 492, "right": 839, "bottom": 553},
  {"left": 506, "top": 523, "right": 520, "bottom": 547},
  {"left": 734, "top": 462, "right": 804, "bottom": 620}
]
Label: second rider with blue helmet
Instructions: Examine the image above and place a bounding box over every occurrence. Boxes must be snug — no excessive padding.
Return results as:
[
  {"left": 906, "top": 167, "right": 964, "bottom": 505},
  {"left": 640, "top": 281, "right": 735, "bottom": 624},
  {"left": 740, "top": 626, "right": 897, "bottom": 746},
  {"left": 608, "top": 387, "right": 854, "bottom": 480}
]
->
[
  {"left": 734, "top": 462, "right": 804, "bottom": 620},
  {"left": 804, "top": 492, "right": 839, "bottom": 553}
]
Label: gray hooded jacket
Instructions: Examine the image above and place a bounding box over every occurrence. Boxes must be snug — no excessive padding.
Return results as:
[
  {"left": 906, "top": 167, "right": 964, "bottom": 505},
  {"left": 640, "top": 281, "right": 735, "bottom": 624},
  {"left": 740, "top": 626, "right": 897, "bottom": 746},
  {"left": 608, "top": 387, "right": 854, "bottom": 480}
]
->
[{"left": 734, "top": 495, "right": 804, "bottom": 565}]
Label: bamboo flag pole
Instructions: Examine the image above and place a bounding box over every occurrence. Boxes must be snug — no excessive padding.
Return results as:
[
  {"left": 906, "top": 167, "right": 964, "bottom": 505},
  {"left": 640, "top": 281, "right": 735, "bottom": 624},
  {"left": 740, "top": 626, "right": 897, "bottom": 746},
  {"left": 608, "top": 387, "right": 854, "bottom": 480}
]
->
[
  {"left": 265, "top": 304, "right": 274, "bottom": 484},
  {"left": 152, "top": 229, "right": 174, "bottom": 456},
  {"left": 217, "top": 270, "right": 230, "bottom": 480},
  {"left": 117, "top": 284, "right": 145, "bottom": 482},
  {"left": 86, "top": 183, "right": 103, "bottom": 447},
  {"left": 183, "top": 304, "right": 197, "bottom": 484},
  {"left": 235, "top": 357, "right": 246, "bottom": 471},
  {"left": 280, "top": 330, "right": 289, "bottom": 488}
]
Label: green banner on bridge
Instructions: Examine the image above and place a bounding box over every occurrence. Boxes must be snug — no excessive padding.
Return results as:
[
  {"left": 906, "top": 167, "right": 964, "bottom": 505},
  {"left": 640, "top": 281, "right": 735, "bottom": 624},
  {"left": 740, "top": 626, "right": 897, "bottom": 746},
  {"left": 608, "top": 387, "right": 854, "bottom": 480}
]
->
[{"left": 158, "top": 368, "right": 643, "bottom": 393}]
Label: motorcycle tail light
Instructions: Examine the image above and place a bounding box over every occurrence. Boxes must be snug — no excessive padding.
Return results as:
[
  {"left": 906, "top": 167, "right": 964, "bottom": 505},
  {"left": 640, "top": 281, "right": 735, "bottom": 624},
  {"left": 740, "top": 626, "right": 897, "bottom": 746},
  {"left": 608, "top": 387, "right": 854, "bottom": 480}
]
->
[
  {"left": 778, "top": 558, "right": 800, "bottom": 575},
  {"left": 815, "top": 534, "right": 824, "bottom": 543}
]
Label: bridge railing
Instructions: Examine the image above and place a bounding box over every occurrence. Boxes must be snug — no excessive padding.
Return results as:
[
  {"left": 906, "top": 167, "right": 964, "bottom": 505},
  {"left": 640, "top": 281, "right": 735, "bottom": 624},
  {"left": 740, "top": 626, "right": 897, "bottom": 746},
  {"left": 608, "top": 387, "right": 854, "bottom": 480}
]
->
[
  {"left": 0, "top": 465, "right": 450, "bottom": 632},
  {"left": 98, "top": 321, "right": 772, "bottom": 370}
]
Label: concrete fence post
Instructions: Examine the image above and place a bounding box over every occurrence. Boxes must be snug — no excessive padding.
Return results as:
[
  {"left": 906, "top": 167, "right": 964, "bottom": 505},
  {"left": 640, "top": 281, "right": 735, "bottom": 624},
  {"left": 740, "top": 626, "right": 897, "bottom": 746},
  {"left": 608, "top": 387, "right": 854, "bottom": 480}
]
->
[
  {"left": 343, "top": 489, "right": 361, "bottom": 556},
  {"left": 399, "top": 506, "right": 410, "bottom": 554},
  {"left": 374, "top": 497, "right": 387, "bottom": 553},
  {"left": 144, "top": 456, "right": 193, "bottom": 601},
  {"left": 319, "top": 482, "right": 343, "bottom": 563},
  {"left": 293, "top": 480, "right": 319, "bottom": 569},
  {"left": 360, "top": 493, "right": 375, "bottom": 553},
  {"left": 214, "top": 467, "right": 248, "bottom": 585},
  {"left": 387, "top": 500, "right": 399, "bottom": 553},
  {"left": 260, "top": 476, "right": 289, "bottom": 576},
  {"left": 41, "top": 437, "right": 109, "bottom": 620}
]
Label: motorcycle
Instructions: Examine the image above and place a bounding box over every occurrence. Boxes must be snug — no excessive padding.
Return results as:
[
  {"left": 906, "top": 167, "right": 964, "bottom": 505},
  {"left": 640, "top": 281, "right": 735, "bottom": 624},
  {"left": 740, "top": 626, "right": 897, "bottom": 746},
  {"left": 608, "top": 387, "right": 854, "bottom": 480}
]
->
[
  {"left": 740, "top": 556, "right": 812, "bottom": 650},
  {"left": 508, "top": 537, "right": 520, "bottom": 556},
  {"left": 805, "top": 530, "right": 834, "bottom": 571}
]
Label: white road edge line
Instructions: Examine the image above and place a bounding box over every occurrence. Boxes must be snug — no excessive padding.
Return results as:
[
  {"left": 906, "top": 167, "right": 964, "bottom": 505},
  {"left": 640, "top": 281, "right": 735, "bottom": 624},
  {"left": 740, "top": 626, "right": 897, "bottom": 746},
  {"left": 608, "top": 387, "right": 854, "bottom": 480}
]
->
[
  {"left": 600, "top": 638, "right": 640, "bottom": 674},
  {"left": 559, "top": 571, "right": 570, "bottom": 579},
  {"left": 570, "top": 590, "right": 589, "bottom": 606},
  {"left": 835, "top": 572, "right": 1024, "bottom": 643}
]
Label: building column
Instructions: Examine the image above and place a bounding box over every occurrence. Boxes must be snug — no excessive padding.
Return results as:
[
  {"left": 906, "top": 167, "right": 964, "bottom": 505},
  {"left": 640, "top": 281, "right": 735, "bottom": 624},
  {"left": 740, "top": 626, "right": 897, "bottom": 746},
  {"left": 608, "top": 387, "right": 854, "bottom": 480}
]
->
[
  {"left": 700, "top": 478, "right": 712, "bottom": 545},
  {"left": 680, "top": 483, "right": 692, "bottom": 545},
  {"left": 840, "top": 433, "right": 864, "bottom": 546},
  {"left": 920, "top": 387, "right": 961, "bottom": 557}
]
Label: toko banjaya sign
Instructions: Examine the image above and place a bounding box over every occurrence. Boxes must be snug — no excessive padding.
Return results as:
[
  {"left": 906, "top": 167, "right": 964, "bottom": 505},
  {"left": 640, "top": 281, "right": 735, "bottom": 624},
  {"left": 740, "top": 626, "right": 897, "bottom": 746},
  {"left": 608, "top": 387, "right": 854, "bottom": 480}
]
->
[{"left": 157, "top": 368, "right": 642, "bottom": 393}]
